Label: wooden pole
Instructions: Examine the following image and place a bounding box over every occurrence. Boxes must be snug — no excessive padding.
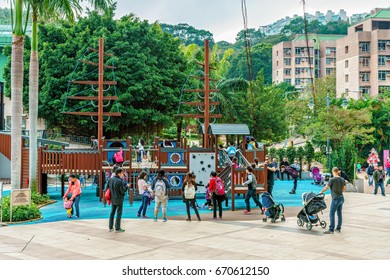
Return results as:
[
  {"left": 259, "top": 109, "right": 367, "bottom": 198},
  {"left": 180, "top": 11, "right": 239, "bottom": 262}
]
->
[
  {"left": 98, "top": 38, "right": 104, "bottom": 148},
  {"left": 203, "top": 40, "right": 210, "bottom": 148}
]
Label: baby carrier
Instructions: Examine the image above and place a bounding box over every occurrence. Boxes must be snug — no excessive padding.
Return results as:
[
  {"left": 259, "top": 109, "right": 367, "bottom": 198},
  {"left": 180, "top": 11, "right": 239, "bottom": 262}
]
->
[
  {"left": 260, "top": 192, "right": 285, "bottom": 223},
  {"left": 297, "top": 192, "right": 327, "bottom": 230}
]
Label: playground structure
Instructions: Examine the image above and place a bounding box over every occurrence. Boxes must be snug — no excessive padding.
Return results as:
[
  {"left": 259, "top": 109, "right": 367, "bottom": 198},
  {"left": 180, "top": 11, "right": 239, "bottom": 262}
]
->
[{"left": 0, "top": 39, "right": 268, "bottom": 210}]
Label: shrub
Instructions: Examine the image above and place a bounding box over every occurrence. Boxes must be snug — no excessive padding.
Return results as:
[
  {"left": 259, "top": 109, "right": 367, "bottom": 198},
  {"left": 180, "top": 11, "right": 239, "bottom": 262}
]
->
[
  {"left": 0, "top": 195, "right": 42, "bottom": 222},
  {"left": 31, "top": 192, "right": 51, "bottom": 205}
]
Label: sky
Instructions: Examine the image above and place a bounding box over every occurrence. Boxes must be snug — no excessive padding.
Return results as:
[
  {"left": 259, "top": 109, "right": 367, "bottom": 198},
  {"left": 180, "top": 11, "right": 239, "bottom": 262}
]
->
[{"left": 0, "top": 0, "right": 389, "bottom": 42}]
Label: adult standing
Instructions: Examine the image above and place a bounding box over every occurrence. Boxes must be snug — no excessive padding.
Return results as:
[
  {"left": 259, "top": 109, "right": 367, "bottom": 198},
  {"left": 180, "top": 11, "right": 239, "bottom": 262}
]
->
[
  {"left": 152, "top": 169, "right": 171, "bottom": 222},
  {"left": 208, "top": 171, "right": 225, "bottom": 219},
  {"left": 280, "top": 157, "right": 290, "bottom": 180},
  {"left": 272, "top": 158, "right": 280, "bottom": 180},
  {"left": 108, "top": 168, "right": 128, "bottom": 232},
  {"left": 288, "top": 160, "right": 301, "bottom": 194},
  {"left": 320, "top": 167, "right": 346, "bottom": 234},
  {"left": 366, "top": 162, "right": 375, "bottom": 187},
  {"left": 137, "top": 171, "right": 153, "bottom": 218},
  {"left": 242, "top": 166, "right": 263, "bottom": 214},
  {"left": 63, "top": 174, "right": 82, "bottom": 218},
  {"left": 373, "top": 165, "right": 386, "bottom": 196},
  {"left": 182, "top": 172, "right": 201, "bottom": 221},
  {"left": 259, "top": 156, "right": 277, "bottom": 197}
]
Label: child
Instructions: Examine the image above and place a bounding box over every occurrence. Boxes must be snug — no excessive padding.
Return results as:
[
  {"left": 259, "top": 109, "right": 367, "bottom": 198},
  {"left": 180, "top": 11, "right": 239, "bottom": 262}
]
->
[
  {"left": 356, "top": 162, "right": 361, "bottom": 174},
  {"left": 64, "top": 196, "right": 73, "bottom": 218},
  {"left": 141, "top": 153, "right": 150, "bottom": 180},
  {"left": 202, "top": 184, "right": 213, "bottom": 210}
]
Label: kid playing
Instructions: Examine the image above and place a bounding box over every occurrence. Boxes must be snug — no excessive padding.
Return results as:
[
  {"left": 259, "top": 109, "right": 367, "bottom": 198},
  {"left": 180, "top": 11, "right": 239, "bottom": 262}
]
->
[{"left": 64, "top": 196, "right": 73, "bottom": 218}]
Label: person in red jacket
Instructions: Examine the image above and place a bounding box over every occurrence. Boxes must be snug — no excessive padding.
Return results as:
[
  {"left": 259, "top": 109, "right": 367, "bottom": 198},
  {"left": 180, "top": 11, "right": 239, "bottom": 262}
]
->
[
  {"left": 208, "top": 171, "right": 225, "bottom": 220},
  {"left": 63, "top": 174, "right": 82, "bottom": 218}
]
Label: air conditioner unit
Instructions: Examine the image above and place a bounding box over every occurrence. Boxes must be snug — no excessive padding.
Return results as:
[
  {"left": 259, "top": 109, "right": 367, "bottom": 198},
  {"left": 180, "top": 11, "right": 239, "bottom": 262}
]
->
[
  {"left": 386, "top": 41, "right": 390, "bottom": 46},
  {"left": 386, "top": 57, "right": 390, "bottom": 61}
]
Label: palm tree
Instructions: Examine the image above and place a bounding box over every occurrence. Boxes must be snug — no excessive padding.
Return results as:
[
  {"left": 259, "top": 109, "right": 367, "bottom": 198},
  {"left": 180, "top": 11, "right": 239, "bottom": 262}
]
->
[
  {"left": 27, "top": 0, "right": 113, "bottom": 192},
  {"left": 10, "top": 0, "right": 28, "bottom": 189}
]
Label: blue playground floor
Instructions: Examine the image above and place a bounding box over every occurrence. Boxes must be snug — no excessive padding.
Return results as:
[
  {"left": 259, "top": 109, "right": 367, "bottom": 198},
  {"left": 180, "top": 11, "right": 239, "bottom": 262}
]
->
[{"left": 3, "top": 179, "right": 329, "bottom": 225}]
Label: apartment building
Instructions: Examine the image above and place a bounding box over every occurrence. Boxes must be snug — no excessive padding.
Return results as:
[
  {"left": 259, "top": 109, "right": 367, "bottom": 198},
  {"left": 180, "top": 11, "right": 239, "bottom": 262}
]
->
[
  {"left": 272, "top": 34, "right": 344, "bottom": 89},
  {"left": 336, "top": 9, "right": 390, "bottom": 99}
]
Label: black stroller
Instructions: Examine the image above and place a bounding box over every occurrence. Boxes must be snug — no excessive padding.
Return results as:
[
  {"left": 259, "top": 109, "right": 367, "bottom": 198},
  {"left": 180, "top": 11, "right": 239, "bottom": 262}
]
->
[
  {"left": 261, "top": 192, "right": 285, "bottom": 223},
  {"left": 297, "top": 192, "right": 327, "bottom": 230}
]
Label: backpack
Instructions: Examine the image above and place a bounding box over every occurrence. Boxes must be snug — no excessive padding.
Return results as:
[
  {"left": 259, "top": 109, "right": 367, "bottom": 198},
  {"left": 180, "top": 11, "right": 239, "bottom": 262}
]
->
[
  {"left": 227, "top": 146, "right": 236, "bottom": 157},
  {"left": 214, "top": 177, "right": 225, "bottom": 195},
  {"left": 154, "top": 178, "right": 167, "bottom": 197},
  {"left": 184, "top": 183, "right": 196, "bottom": 200}
]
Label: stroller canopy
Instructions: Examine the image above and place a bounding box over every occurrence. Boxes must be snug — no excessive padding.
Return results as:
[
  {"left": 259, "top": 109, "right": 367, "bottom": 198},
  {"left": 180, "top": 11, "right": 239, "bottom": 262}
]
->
[{"left": 261, "top": 192, "right": 275, "bottom": 209}]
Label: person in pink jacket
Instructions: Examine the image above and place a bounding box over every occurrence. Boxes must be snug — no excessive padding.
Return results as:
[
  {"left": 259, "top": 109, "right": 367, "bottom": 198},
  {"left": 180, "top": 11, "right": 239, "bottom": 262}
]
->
[
  {"left": 63, "top": 174, "right": 82, "bottom": 218},
  {"left": 112, "top": 147, "right": 124, "bottom": 165}
]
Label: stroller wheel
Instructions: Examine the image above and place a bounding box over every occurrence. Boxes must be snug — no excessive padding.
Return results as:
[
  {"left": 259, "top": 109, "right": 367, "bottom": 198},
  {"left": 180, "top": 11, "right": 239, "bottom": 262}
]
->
[
  {"left": 271, "top": 218, "right": 276, "bottom": 223},
  {"left": 262, "top": 218, "right": 267, "bottom": 222},
  {"left": 320, "top": 221, "right": 327, "bottom": 228},
  {"left": 297, "top": 218, "right": 304, "bottom": 227},
  {"left": 281, "top": 217, "right": 286, "bottom": 222},
  {"left": 306, "top": 222, "right": 313, "bottom": 230}
]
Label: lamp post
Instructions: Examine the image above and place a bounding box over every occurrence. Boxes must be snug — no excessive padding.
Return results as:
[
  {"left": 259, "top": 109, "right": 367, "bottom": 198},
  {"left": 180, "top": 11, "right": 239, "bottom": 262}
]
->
[{"left": 309, "top": 92, "right": 331, "bottom": 172}]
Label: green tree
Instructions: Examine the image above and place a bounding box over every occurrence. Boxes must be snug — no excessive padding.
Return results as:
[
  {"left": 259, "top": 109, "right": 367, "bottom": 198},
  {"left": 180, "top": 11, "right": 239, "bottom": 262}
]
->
[
  {"left": 285, "top": 146, "right": 296, "bottom": 164},
  {"left": 330, "top": 138, "right": 357, "bottom": 180},
  {"left": 160, "top": 23, "right": 214, "bottom": 46},
  {"left": 303, "top": 141, "right": 315, "bottom": 169}
]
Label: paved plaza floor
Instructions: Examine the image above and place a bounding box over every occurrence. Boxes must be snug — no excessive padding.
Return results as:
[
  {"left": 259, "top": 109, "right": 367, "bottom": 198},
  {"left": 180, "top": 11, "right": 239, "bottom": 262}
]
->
[{"left": 1, "top": 191, "right": 389, "bottom": 260}]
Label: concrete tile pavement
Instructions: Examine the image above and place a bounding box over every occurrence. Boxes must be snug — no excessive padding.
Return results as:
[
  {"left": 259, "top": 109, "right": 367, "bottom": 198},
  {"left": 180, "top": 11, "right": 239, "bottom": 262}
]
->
[{"left": 0, "top": 192, "right": 389, "bottom": 260}]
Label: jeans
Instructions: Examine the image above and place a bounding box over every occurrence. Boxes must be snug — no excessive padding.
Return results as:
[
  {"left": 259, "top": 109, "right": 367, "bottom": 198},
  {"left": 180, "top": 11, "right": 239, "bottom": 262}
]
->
[
  {"left": 292, "top": 176, "right": 298, "bottom": 191},
  {"left": 212, "top": 194, "right": 223, "bottom": 218},
  {"left": 368, "top": 175, "right": 374, "bottom": 186},
  {"left": 386, "top": 167, "right": 390, "bottom": 177},
  {"left": 267, "top": 181, "right": 274, "bottom": 197},
  {"left": 109, "top": 203, "right": 123, "bottom": 230},
  {"left": 138, "top": 195, "right": 149, "bottom": 216},
  {"left": 374, "top": 181, "right": 385, "bottom": 196},
  {"left": 329, "top": 196, "right": 344, "bottom": 232},
  {"left": 185, "top": 199, "right": 200, "bottom": 220},
  {"left": 244, "top": 188, "right": 262, "bottom": 211},
  {"left": 71, "top": 195, "right": 81, "bottom": 217}
]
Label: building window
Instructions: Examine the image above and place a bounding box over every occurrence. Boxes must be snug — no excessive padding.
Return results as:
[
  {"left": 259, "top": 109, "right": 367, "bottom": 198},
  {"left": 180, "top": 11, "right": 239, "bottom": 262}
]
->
[
  {"left": 295, "top": 47, "right": 303, "bottom": 55},
  {"left": 345, "top": 60, "right": 349, "bottom": 68},
  {"left": 283, "top": 48, "right": 291, "bottom": 56},
  {"left": 283, "top": 78, "right": 291, "bottom": 84},
  {"left": 295, "top": 78, "right": 301, "bottom": 86},
  {"left": 378, "top": 40, "right": 387, "bottom": 51},
  {"left": 359, "top": 86, "right": 370, "bottom": 94},
  {"left": 378, "top": 55, "right": 388, "bottom": 66},
  {"left": 295, "top": 57, "right": 301, "bottom": 64},
  {"left": 326, "top": 58, "right": 335, "bottom": 65},
  {"left": 359, "top": 42, "right": 370, "bottom": 52},
  {"left": 276, "top": 61, "right": 279, "bottom": 66},
  {"left": 378, "top": 71, "right": 388, "bottom": 81},
  {"left": 360, "top": 57, "right": 370, "bottom": 67},
  {"left": 295, "top": 68, "right": 302, "bottom": 75},
  {"left": 326, "top": 68, "right": 335, "bottom": 75},
  {"left": 284, "top": 69, "right": 291, "bottom": 76},
  {"left": 345, "top": 46, "right": 349, "bottom": 54},
  {"left": 326, "top": 47, "right": 336, "bottom": 55},
  {"left": 284, "top": 58, "right": 291, "bottom": 66},
  {"left": 345, "top": 75, "right": 349, "bottom": 82},
  {"left": 360, "top": 72, "right": 370, "bottom": 82}
]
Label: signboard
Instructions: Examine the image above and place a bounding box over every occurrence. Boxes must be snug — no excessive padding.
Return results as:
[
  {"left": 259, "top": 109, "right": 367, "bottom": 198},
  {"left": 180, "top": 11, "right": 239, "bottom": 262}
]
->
[{"left": 10, "top": 189, "right": 31, "bottom": 222}]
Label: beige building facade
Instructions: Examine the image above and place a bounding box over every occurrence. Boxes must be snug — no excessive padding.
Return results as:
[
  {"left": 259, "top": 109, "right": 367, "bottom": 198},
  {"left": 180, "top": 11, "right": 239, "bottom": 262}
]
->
[
  {"left": 336, "top": 9, "right": 390, "bottom": 99},
  {"left": 273, "top": 34, "right": 344, "bottom": 90}
]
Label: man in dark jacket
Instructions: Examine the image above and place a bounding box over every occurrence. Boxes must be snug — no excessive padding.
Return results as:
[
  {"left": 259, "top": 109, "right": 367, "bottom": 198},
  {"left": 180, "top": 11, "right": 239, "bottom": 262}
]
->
[
  {"left": 108, "top": 168, "right": 128, "bottom": 232},
  {"left": 280, "top": 157, "right": 290, "bottom": 180},
  {"left": 366, "top": 162, "right": 375, "bottom": 187}
]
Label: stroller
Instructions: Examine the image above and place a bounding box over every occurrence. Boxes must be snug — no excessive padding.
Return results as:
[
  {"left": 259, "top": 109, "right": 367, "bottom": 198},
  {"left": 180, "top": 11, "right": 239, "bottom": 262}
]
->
[
  {"left": 261, "top": 192, "right": 285, "bottom": 223},
  {"left": 310, "top": 167, "right": 323, "bottom": 185},
  {"left": 297, "top": 192, "right": 327, "bottom": 230}
]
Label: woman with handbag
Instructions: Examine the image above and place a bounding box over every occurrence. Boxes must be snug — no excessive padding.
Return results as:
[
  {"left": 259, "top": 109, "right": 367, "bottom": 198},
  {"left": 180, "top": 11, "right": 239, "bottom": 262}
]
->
[{"left": 182, "top": 172, "right": 201, "bottom": 221}]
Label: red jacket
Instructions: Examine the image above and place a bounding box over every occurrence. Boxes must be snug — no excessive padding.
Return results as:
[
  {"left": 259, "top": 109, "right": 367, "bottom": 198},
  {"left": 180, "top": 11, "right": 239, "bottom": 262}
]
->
[{"left": 208, "top": 177, "right": 217, "bottom": 193}]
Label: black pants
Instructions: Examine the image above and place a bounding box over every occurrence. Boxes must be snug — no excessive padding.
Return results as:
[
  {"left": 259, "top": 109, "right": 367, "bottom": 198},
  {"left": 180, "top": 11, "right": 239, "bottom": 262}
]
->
[
  {"left": 212, "top": 194, "right": 224, "bottom": 218},
  {"left": 109, "top": 203, "right": 123, "bottom": 230},
  {"left": 245, "top": 188, "right": 262, "bottom": 211},
  {"left": 268, "top": 181, "right": 274, "bottom": 197},
  {"left": 185, "top": 199, "right": 200, "bottom": 220}
]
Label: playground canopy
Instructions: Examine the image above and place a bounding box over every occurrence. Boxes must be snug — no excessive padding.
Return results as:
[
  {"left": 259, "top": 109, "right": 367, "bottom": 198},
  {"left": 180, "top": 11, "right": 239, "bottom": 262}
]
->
[{"left": 199, "top": 124, "right": 250, "bottom": 135}]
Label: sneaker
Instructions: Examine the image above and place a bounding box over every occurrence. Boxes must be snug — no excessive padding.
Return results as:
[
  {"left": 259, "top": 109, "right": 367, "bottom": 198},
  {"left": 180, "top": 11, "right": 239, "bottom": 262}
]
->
[
  {"left": 115, "top": 228, "right": 125, "bottom": 233},
  {"left": 186, "top": 218, "right": 191, "bottom": 222},
  {"left": 289, "top": 189, "right": 296, "bottom": 194},
  {"left": 75, "top": 216, "right": 79, "bottom": 218},
  {"left": 244, "top": 210, "right": 251, "bottom": 215},
  {"left": 142, "top": 215, "right": 148, "bottom": 218},
  {"left": 162, "top": 217, "right": 167, "bottom": 222},
  {"left": 335, "top": 228, "right": 341, "bottom": 233},
  {"left": 212, "top": 217, "right": 217, "bottom": 220},
  {"left": 136, "top": 214, "right": 141, "bottom": 217},
  {"left": 323, "top": 230, "right": 334, "bottom": 234},
  {"left": 109, "top": 228, "right": 114, "bottom": 232},
  {"left": 153, "top": 217, "right": 157, "bottom": 222},
  {"left": 198, "top": 218, "right": 201, "bottom": 222}
]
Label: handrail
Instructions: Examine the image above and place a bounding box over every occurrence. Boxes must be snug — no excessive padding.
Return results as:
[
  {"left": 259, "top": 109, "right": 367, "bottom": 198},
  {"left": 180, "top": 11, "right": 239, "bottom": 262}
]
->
[
  {"left": 217, "top": 149, "right": 232, "bottom": 168},
  {"left": 236, "top": 150, "right": 251, "bottom": 167}
]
